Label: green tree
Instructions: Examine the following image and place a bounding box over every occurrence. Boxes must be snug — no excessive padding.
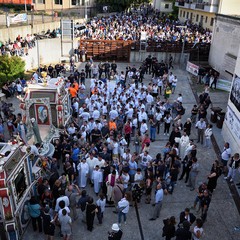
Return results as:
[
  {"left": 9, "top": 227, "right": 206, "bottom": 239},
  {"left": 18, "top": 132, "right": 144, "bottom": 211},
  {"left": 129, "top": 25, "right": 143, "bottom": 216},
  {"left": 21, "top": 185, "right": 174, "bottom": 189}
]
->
[{"left": 0, "top": 55, "right": 25, "bottom": 85}]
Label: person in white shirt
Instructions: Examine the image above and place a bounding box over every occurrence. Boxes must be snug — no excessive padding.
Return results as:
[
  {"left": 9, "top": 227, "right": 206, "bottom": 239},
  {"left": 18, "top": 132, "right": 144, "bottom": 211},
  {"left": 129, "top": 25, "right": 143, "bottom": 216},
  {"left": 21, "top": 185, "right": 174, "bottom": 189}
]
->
[
  {"left": 55, "top": 191, "right": 70, "bottom": 212},
  {"left": 86, "top": 153, "right": 99, "bottom": 184},
  {"left": 179, "top": 132, "right": 190, "bottom": 160},
  {"left": 168, "top": 72, "right": 174, "bottom": 86},
  {"left": 67, "top": 123, "right": 76, "bottom": 135},
  {"left": 195, "top": 118, "right": 206, "bottom": 144},
  {"left": 80, "top": 109, "right": 90, "bottom": 122},
  {"left": 172, "top": 76, "right": 178, "bottom": 94},
  {"left": 138, "top": 108, "right": 148, "bottom": 124},
  {"left": 177, "top": 93, "right": 183, "bottom": 103},
  {"left": 109, "top": 107, "right": 119, "bottom": 120},
  {"left": 139, "top": 151, "right": 153, "bottom": 170},
  {"left": 221, "top": 142, "right": 231, "bottom": 174},
  {"left": 92, "top": 165, "right": 103, "bottom": 195},
  {"left": 192, "top": 218, "right": 204, "bottom": 240},
  {"left": 117, "top": 192, "right": 130, "bottom": 225},
  {"left": 92, "top": 107, "right": 100, "bottom": 120},
  {"left": 157, "top": 76, "right": 163, "bottom": 95},
  {"left": 204, "top": 124, "right": 213, "bottom": 148},
  {"left": 140, "top": 119, "right": 148, "bottom": 136},
  {"left": 126, "top": 104, "right": 134, "bottom": 119},
  {"left": 120, "top": 170, "right": 130, "bottom": 192}
]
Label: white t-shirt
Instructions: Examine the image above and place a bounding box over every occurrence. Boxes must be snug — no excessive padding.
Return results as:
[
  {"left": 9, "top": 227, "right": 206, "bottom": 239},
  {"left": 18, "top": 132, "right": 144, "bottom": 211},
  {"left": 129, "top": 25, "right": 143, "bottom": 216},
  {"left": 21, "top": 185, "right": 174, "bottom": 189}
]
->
[
  {"left": 192, "top": 226, "right": 204, "bottom": 240},
  {"left": 221, "top": 147, "right": 231, "bottom": 161}
]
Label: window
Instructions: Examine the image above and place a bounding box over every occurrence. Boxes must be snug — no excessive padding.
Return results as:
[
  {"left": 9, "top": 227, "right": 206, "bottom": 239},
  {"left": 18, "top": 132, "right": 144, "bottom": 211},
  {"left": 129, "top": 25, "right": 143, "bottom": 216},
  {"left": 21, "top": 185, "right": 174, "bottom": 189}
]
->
[
  {"left": 183, "top": 11, "right": 185, "bottom": 18},
  {"left": 196, "top": 14, "right": 199, "bottom": 22},
  {"left": 72, "top": 0, "right": 80, "bottom": 5},
  {"left": 55, "top": 0, "right": 62, "bottom": 4},
  {"left": 190, "top": 12, "right": 193, "bottom": 20},
  {"left": 38, "top": 0, "right": 45, "bottom": 3},
  {"left": 186, "top": 12, "right": 189, "bottom": 19},
  {"left": 165, "top": 4, "right": 169, "bottom": 9},
  {"left": 210, "top": 18, "right": 214, "bottom": 26},
  {"left": 205, "top": 16, "right": 208, "bottom": 23},
  {"left": 180, "top": 10, "right": 182, "bottom": 18}
]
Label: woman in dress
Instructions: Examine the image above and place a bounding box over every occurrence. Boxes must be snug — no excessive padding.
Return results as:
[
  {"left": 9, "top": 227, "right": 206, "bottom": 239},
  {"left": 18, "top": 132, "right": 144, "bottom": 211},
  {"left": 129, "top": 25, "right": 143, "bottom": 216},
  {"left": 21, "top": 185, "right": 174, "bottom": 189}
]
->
[
  {"left": 42, "top": 206, "right": 55, "bottom": 240},
  {"left": 207, "top": 160, "right": 222, "bottom": 193}
]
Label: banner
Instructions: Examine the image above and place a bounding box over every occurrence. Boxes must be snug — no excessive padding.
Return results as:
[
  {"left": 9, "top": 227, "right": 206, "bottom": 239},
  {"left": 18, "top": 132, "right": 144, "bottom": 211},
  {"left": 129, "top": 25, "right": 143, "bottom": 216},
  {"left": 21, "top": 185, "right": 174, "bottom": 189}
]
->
[
  {"left": 225, "top": 106, "right": 240, "bottom": 142},
  {"left": 186, "top": 61, "right": 199, "bottom": 76},
  {"left": 230, "top": 76, "right": 240, "bottom": 111},
  {"left": 216, "top": 79, "right": 232, "bottom": 92},
  {"left": 11, "top": 13, "right": 28, "bottom": 24}
]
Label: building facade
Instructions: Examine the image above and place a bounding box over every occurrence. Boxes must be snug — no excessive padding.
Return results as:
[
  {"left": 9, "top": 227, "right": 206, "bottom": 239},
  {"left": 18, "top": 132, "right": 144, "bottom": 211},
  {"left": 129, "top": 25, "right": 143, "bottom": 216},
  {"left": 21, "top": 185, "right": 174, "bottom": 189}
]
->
[
  {"left": 175, "top": 0, "right": 219, "bottom": 30},
  {"left": 175, "top": 0, "right": 240, "bottom": 30},
  {"left": 209, "top": 14, "right": 240, "bottom": 81},
  {"left": 152, "top": 0, "right": 173, "bottom": 14},
  {"left": 0, "top": 0, "right": 94, "bottom": 11},
  {"left": 222, "top": 46, "right": 240, "bottom": 154}
]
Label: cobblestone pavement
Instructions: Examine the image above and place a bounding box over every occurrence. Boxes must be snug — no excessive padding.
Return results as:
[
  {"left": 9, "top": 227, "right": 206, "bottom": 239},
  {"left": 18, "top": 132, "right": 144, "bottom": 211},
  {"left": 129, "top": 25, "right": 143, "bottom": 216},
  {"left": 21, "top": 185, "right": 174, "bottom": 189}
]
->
[{"left": 6, "top": 62, "right": 239, "bottom": 240}]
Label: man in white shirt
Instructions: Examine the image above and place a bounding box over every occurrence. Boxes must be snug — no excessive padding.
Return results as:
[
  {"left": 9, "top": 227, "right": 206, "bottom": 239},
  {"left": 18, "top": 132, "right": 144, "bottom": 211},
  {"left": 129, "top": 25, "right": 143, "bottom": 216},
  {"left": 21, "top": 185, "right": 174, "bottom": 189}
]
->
[
  {"left": 92, "top": 107, "right": 100, "bottom": 120},
  {"left": 138, "top": 108, "right": 148, "bottom": 124},
  {"left": 55, "top": 190, "right": 70, "bottom": 212},
  {"left": 109, "top": 107, "right": 119, "bottom": 120},
  {"left": 140, "top": 119, "right": 148, "bottom": 136},
  {"left": 221, "top": 142, "right": 231, "bottom": 174},
  {"left": 139, "top": 151, "right": 153, "bottom": 170},
  {"left": 195, "top": 118, "right": 206, "bottom": 144}
]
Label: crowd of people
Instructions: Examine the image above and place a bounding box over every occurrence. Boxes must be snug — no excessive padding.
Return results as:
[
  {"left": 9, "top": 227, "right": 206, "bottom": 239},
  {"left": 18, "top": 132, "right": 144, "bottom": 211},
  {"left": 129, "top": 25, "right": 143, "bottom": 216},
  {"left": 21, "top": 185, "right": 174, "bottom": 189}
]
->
[
  {"left": 77, "top": 11, "right": 212, "bottom": 45},
  {"left": 0, "top": 34, "right": 36, "bottom": 57},
  {"left": 16, "top": 51, "right": 240, "bottom": 240}
]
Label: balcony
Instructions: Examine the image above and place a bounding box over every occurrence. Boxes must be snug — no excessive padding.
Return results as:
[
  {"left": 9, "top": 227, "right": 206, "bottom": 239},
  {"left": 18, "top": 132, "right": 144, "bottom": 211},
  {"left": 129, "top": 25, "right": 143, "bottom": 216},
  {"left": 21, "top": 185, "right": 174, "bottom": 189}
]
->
[
  {"left": 175, "top": 1, "right": 218, "bottom": 13},
  {"left": 175, "top": 1, "right": 191, "bottom": 9},
  {"left": 195, "top": 3, "right": 204, "bottom": 9}
]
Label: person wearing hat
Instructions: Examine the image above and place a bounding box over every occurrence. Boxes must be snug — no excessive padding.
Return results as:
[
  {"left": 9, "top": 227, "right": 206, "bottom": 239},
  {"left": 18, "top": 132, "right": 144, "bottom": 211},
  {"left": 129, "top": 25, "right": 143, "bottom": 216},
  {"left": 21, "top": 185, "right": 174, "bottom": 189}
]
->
[{"left": 108, "top": 223, "right": 123, "bottom": 240}]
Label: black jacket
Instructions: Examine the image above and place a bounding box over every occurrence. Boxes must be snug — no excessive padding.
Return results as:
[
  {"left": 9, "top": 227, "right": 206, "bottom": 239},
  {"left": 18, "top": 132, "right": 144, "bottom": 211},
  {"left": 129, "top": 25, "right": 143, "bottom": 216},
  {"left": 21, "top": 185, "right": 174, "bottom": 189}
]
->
[{"left": 179, "top": 212, "right": 196, "bottom": 225}]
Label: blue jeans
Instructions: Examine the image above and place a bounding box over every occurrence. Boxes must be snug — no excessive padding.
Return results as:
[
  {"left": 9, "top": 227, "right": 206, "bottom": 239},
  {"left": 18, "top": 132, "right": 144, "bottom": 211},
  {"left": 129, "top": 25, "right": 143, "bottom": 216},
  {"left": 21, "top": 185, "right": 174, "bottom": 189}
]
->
[
  {"left": 118, "top": 211, "right": 126, "bottom": 224},
  {"left": 205, "top": 138, "right": 211, "bottom": 148},
  {"left": 150, "top": 126, "right": 156, "bottom": 140}
]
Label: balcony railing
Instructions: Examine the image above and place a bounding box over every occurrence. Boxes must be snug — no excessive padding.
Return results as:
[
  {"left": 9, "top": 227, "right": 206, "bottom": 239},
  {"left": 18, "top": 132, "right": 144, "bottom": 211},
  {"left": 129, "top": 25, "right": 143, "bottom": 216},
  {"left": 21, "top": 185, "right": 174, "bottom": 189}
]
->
[{"left": 195, "top": 3, "right": 204, "bottom": 9}]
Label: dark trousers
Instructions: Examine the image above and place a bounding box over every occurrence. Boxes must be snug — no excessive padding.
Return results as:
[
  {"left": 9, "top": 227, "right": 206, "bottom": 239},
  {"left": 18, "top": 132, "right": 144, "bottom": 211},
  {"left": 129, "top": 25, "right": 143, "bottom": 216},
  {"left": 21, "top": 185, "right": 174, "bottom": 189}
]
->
[
  {"left": 31, "top": 216, "right": 42, "bottom": 232},
  {"left": 97, "top": 211, "right": 103, "bottom": 224},
  {"left": 179, "top": 166, "right": 190, "bottom": 182},
  {"left": 125, "top": 134, "right": 131, "bottom": 147},
  {"left": 197, "top": 129, "right": 204, "bottom": 144},
  {"left": 164, "top": 123, "right": 170, "bottom": 133}
]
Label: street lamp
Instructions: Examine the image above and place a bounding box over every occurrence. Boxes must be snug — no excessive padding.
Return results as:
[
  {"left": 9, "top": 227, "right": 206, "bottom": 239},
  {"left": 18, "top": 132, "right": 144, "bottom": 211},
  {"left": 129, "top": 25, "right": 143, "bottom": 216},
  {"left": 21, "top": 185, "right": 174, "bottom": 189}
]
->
[
  {"left": 25, "top": 0, "right": 27, "bottom": 12},
  {"left": 85, "top": 0, "right": 88, "bottom": 21},
  {"left": 176, "top": 25, "right": 187, "bottom": 64}
]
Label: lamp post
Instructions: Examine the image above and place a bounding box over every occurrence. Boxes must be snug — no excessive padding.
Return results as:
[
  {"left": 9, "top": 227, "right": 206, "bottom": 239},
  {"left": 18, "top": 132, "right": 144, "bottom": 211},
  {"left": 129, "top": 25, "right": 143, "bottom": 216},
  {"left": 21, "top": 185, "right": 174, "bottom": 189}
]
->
[
  {"left": 176, "top": 25, "right": 187, "bottom": 64},
  {"left": 85, "top": 0, "right": 88, "bottom": 21},
  {"left": 24, "top": 0, "right": 27, "bottom": 12}
]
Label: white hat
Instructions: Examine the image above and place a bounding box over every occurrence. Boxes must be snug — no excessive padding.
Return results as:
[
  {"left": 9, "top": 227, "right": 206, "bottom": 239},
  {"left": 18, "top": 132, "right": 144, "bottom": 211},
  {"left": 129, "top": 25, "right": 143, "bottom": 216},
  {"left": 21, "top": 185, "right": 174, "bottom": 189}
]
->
[
  {"left": 31, "top": 118, "right": 35, "bottom": 123},
  {"left": 111, "top": 223, "right": 120, "bottom": 231}
]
